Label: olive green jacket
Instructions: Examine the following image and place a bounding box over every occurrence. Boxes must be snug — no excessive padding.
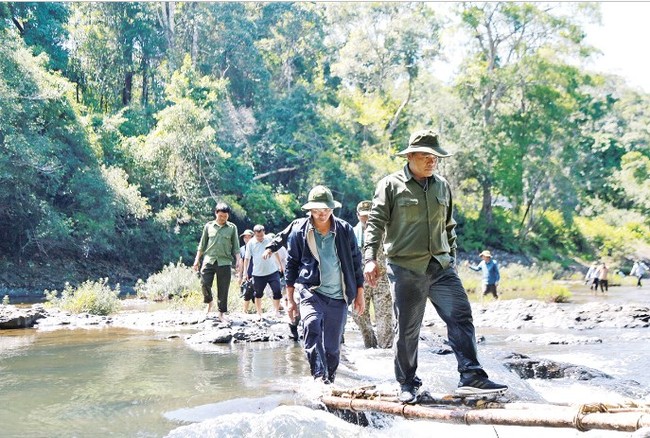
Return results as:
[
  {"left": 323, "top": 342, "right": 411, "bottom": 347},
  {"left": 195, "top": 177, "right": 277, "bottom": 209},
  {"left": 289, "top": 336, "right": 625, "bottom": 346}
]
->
[
  {"left": 197, "top": 220, "right": 239, "bottom": 267},
  {"left": 363, "top": 164, "right": 457, "bottom": 274}
]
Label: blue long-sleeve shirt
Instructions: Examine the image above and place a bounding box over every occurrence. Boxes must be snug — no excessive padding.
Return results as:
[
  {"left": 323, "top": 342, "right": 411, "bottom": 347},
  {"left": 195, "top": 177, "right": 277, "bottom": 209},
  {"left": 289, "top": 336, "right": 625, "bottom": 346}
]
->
[{"left": 470, "top": 259, "right": 500, "bottom": 285}]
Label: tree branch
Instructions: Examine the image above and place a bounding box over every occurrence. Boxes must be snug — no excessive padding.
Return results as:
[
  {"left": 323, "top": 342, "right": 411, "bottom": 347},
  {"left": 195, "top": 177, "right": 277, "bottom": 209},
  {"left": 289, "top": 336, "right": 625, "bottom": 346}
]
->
[{"left": 253, "top": 167, "right": 298, "bottom": 181}]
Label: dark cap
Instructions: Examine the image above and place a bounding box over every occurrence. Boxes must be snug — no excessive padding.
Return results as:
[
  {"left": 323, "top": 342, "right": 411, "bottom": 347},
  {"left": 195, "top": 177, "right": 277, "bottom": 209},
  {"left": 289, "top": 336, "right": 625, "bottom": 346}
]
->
[{"left": 396, "top": 129, "right": 452, "bottom": 158}]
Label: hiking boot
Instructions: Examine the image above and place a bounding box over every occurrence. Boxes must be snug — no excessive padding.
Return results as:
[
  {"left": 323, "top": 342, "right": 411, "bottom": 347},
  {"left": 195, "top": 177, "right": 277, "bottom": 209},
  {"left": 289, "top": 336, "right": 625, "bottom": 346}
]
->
[
  {"left": 398, "top": 383, "right": 418, "bottom": 404},
  {"left": 455, "top": 375, "right": 508, "bottom": 396}
]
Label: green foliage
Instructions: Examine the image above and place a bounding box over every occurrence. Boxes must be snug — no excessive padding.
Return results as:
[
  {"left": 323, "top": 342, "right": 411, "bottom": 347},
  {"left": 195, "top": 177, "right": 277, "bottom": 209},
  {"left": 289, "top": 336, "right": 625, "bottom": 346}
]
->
[
  {"left": 4, "top": 3, "right": 70, "bottom": 71},
  {"left": 45, "top": 278, "right": 121, "bottom": 315},
  {"left": 538, "top": 284, "right": 572, "bottom": 303},
  {"left": 574, "top": 214, "right": 647, "bottom": 260},
  {"left": 135, "top": 261, "right": 200, "bottom": 301},
  {"left": 612, "top": 151, "right": 650, "bottom": 213},
  {"left": 4, "top": 2, "right": 649, "bottom": 291}
]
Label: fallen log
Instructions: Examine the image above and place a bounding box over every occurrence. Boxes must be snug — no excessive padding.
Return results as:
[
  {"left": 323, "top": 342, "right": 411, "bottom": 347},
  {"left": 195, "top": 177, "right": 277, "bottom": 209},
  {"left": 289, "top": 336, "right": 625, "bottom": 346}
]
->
[{"left": 321, "top": 395, "right": 650, "bottom": 432}]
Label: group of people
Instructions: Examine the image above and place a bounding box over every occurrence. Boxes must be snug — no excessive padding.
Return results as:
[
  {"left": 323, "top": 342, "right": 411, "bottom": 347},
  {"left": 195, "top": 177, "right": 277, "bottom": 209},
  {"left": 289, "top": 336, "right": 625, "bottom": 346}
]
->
[
  {"left": 238, "top": 225, "right": 286, "bottom": 319},
  {"left": 192, "top": 129, "right": 508, "bottom": 402},
  {"left": 584, "top": 261, "right": 610, "bottom": 293}
]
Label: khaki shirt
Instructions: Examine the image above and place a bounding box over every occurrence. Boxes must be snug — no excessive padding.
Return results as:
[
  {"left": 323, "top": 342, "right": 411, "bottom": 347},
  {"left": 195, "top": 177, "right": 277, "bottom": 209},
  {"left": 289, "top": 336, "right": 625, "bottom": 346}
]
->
[
  {"left": 364, "top": 164, "right": 457, "bottom": 274},
  {"left": 197, "top": 220, "right": 239, "bottom": 267}
]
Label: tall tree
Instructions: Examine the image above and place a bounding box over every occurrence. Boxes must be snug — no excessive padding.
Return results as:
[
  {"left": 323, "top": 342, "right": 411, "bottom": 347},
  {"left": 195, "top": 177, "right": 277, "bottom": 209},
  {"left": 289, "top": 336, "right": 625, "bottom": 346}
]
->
[
  {"left": 4, "top": 2, "right": 70, "bottom": 72},
  {"left": 67, "top": 2, "right": 165, "bottom": 110},
  {"left": 326, "top": 3, "right": 441, "bottom": 147},
  {"left": 453, "top": 2, "right": 599, "bottom": 230}
]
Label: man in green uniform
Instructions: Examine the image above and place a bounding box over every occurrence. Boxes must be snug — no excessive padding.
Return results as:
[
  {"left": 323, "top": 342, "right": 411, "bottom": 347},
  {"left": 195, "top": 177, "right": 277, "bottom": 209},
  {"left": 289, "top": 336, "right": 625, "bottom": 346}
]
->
[
  {"left": 363, "top": 129, "right": 507, "bottom": 403},
  {"left": 193, "top": 202, "right": 239, "bottom": 321},
  {"left": 352, "top": 200, "right": 394, "bottom": 349}
]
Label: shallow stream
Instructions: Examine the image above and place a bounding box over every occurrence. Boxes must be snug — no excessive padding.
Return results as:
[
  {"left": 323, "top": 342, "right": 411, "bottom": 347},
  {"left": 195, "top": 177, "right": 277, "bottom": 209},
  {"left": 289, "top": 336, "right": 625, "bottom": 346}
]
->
[{"left": 1, "top": 283, "right": 649, "bottom": 437}]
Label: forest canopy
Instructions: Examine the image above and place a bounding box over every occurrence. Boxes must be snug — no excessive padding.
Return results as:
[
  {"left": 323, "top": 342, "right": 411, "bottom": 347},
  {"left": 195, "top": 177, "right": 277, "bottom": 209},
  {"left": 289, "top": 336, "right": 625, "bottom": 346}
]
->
[{"left": 1, "top": 2, "right": 649, "bottom": 285}]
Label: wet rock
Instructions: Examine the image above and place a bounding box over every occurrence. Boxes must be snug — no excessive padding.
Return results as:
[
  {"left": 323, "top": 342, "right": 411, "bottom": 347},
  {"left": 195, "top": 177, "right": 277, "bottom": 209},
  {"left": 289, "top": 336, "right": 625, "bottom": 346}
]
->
[
  {"left": 505, "top": 333, "right": 602, "bottom": 345},
  {"left": 420, "top": 333, "right": 453, "bottom": 355},
  {"left": 187, "top": 328, "right": 233, "bottom": 344},
  {"left": 422, "top": 299, "right": 650, "bottom": 330},
  {"left": 0, "top": 304, "right": 46, "bottom": 329},
  {"left": 504, "top": 356, "right": 611, "bottom": 380}
]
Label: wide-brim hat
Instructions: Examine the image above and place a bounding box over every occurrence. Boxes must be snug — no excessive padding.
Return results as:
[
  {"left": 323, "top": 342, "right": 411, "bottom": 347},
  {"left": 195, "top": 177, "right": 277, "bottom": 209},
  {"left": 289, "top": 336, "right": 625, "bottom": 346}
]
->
[
  {"left": 480, "top": 250, "right": 492, "bottom": 258},
  {"left": 396, "top": 129, "right": 452, "bottom": 157},
  {"left": 301, "top": 185, "right": 342, "bottom": 210},
  {"left": 240, "top": 229, "right": 254, "bottom": 237}
]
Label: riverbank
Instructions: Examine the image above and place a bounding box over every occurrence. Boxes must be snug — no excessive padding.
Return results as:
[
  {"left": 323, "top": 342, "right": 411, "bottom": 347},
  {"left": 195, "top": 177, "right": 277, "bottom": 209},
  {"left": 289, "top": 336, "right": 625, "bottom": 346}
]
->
[{"left": 3, "top": 289, "right": 649, "bottom": 332}]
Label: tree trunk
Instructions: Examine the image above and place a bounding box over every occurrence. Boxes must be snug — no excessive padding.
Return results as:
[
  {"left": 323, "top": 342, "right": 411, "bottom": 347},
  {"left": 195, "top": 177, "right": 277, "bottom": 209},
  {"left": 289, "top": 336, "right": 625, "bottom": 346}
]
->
[
  {"left": 141, "top": 55, "right": 149, "bottom": 106},
  {"left": 191, "top": 17, "right": 199, "bottom": 68},
  {"left": 122, "top": 71, "right": 133, "bottom": 106},
  {"left": 320, "top": 395, "right": 650, "bottom": 432},
  {"left": 158, "top": 2, "right": 176, "bottom": 68},
  {"left": 480, "top": 179, "right": 493, "bottom": 226},
  {"left": 122, "top": 41, "right": 134, "bottom": 106}
]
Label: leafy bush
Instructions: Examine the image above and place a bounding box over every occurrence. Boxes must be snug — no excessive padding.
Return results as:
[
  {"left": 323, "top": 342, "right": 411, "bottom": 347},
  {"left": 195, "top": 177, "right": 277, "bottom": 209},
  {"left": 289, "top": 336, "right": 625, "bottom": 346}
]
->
[
  {"left": 135, "top": 261, "right": 200, "bottom": 301},
  {"left": 168, "top": 289, "right": 204, "bottom": 311},
  {"left": 45, "top": 278, "right": 121, "bottom": 315},
  {"left": 538, "top": 284, "right": 572, "bottom": 303}
]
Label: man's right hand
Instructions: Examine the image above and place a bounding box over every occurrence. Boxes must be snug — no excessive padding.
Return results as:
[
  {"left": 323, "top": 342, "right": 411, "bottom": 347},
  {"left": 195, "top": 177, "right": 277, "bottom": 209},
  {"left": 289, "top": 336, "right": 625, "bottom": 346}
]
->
[
  {"left": 192, "top": 262, "right": 200, "bottom": 272},
  {"left": 364, "top": 260, "right": 378, "bottom": 287}
]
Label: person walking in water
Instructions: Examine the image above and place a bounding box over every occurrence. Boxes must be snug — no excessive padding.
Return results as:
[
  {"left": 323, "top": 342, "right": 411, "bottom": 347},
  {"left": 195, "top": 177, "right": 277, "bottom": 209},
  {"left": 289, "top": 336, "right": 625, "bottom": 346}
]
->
[
  {"left": 351, "top": 200, "right": 394, "bottom": 349},
  {"left": 585, "top": 262, "right": 598, "bottom": 290},
  {"left": 242, "top": 224, "right": 284, "bottom": 319},
  {"left": 193, "top": 203, "right": 239, "bottom": 321},
  {"left": 363, "top": 129, "right": 507, "bottom": 403},
  {"left": 597, "top": 262, "right": 609, "bottom": 293},
  {"left": 630, "top": 260, "right": 648, "bottom": 288},
  {"left": 284, "top": 185, "right": 365, "bottom": 384},
  {"left": 469, "top": 250, "right": 501, "bottom": 299}
]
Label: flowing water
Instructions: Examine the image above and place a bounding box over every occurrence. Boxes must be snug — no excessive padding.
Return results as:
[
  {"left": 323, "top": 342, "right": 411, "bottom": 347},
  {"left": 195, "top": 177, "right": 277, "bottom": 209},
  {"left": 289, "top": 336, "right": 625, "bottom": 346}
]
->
[{"left": 1, "top": 284, "right": 649, "bottom": 437}]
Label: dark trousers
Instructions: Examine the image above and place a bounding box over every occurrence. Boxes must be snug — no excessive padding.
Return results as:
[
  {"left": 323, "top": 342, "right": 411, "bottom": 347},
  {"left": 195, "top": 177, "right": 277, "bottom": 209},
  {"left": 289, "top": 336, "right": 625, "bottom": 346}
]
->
[
  {"left": 599, "top": 279, "right": 608, "bottom": 292},
  {"left": 298, "top": 287, "right": 347, "bottom": 382},
  {"left": 200, "top": 263, "right": 231, "bottom": 313},
  {"left": 253, "top": 271, "right": 283, "bottom": 299},
  {"left": 482, "top": 283, "right": 498, "bottom": 299},
  {"left": 387, "top": 259, "right": 485, "bottom": 386}
]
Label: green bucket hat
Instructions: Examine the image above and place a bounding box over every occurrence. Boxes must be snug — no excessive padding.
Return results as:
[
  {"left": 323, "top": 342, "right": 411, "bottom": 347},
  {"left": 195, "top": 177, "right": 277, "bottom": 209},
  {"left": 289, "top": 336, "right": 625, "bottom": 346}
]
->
[
  {"left": 301, "top": 185, "right": 342, "bottom": 210},
  {"left": 356, "top": 200, "right": 372, "bottom": 216},
  {"left": 396, "top": 129, "right": 452, "bottom": 157}
]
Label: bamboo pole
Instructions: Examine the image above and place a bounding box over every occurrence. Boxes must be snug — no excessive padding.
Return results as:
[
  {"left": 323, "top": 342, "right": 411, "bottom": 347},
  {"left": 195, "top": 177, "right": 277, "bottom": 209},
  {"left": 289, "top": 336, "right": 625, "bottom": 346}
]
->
[{"left": 321, "top": 395, "right": 650, "bottom": 432}]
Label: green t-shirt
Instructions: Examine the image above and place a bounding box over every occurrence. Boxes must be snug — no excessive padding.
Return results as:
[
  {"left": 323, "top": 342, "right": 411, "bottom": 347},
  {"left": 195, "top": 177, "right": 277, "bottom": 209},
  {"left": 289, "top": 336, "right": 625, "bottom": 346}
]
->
[{"left": 314, "top": 229, "right": 344, "bottom": 299}]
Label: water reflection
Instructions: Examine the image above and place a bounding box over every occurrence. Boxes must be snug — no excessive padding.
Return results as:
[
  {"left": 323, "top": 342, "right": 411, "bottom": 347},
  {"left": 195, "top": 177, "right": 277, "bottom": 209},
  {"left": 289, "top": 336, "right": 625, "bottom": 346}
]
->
[{"left": 0, "top": 328, "right": 309, "bottom": 437}]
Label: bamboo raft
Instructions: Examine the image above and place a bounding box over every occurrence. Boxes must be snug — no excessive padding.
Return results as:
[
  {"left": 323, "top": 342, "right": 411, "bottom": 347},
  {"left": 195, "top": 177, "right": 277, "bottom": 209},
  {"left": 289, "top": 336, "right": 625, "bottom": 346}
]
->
[{"left": 321, "top": 386, "right": 650, "bottom": 432}]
